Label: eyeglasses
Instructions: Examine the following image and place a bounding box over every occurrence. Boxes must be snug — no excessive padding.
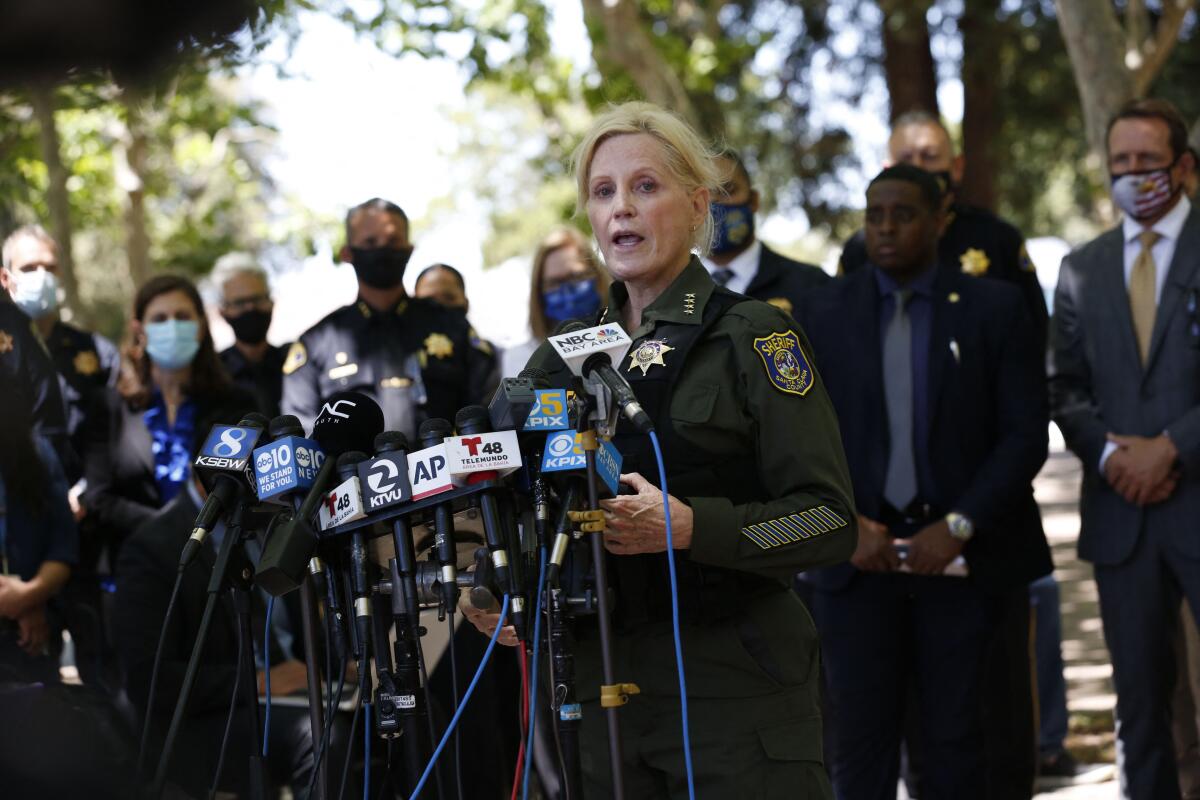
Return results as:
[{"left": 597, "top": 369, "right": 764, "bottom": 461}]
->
[{"left": 223, "top": 293, "right": 272, "bottom": 313}]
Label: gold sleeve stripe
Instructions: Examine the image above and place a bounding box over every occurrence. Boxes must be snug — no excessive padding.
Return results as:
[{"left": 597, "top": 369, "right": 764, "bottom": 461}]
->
[{"left": 742, "top": 506, "right": 848, "bottom": 550}]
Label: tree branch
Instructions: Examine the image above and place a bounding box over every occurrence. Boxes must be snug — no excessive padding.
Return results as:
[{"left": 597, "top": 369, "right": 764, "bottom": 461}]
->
[{"left": 1133, "top": 0, "right": 1195, "bottom": 96}]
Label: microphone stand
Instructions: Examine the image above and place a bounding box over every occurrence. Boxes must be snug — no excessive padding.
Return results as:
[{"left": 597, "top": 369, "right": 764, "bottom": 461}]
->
[
  {"left": 576, "top": 394, "right": 630, "bottom": 800},
  {"left": 300, "top": 558, "right": 330, "bottom": 800},
  {"left": 152, "top": 501, "right": 268, "bottom": 800}
]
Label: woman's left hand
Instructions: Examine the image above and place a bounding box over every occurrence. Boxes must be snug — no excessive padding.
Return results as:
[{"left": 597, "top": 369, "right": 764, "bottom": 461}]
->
[{"left": 599, "top": 472, "right": 693, "bottom": 555}]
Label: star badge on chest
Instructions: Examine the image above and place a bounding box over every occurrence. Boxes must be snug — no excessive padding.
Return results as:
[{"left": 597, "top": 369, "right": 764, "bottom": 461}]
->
[
  {"left": 959, "top": 248, "right": 990, "bottom": 276},
  {"left": 424, "top": 332, "right": 454, "bottom": 359},
  {"left": 627, "top": 339, "right": 674, "bottom": 376},
  {"left": 73, "top": 350, "right": 100, "bottom": 376}
]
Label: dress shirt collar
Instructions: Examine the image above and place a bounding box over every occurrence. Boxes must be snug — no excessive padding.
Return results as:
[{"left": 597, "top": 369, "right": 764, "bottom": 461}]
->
[
  {"left": 1122, "top": 193, "right": 1191, "bottom": 246},
  {"left": 873, "top": 262, "right": 938, "bottom": 300},
  {"left": 700, "top": 239, "right": 761, "bottom": 285}
]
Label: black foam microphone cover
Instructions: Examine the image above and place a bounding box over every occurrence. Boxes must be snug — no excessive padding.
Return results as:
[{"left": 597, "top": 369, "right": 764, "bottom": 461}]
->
[
  {"left": 418, "top": 417, "right": 452, "bottom": 448},
  {"left": 374, "top": 431, "right": 409, "bottom": 453},
  {"left": 268, "top": 414, "right": 306, "bottom": 440},
  {"left": 454, "top": 405, "right": 492, "bottom": 434},
  {"left": 311, "top": 391, "right": 384, "bottom": 456}
]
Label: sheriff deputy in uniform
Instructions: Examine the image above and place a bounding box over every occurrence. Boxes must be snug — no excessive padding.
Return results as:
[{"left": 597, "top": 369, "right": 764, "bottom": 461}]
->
[
  {"left": 465, "top": 101, "right": 857, "bottom": 798},
  {"left": 280, "top": 198, "right": 499, "bottom": 437},
  {"left": 1, "top": 224, "right": 120, "bottom": 484},
  {"left": 838, "top": 111, "right": 1048, "bottom": 347},
  {"left": 701, "top": 148, "right": 829, "bottom": 318}
]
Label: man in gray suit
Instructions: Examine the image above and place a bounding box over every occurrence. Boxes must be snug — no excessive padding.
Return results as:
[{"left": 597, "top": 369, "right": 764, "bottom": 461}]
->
[{"left": 1052, "top": 97, "right": 1200, "bottom": 800}]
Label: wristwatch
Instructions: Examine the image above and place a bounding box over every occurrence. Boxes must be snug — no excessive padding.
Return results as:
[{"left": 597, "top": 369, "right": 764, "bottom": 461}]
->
[{"left": 946, "top": 511, "right": 975, "bottom": 543}]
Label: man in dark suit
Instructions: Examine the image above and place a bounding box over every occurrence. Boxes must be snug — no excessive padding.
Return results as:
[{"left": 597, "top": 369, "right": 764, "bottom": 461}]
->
[
  {"left": 1051, "top": 98, "right": 1200, "bottom": 800},
  {"left": 115, "top": 475, "right": 322, "bottom": 798},
  {"left": 838, "top": 112, "right": 1048, "bottom": 348},
  {"left": 801, "top": 165, "right": 1051, "bottom": 799},
  {"left": 701, "top": 148, "right": 829, "bottom": 318}
]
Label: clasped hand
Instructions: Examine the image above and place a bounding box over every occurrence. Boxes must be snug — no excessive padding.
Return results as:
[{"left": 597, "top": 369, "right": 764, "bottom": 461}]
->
[
  {"left": 850, "top": 515, "right": 963, "bottom": 576},
  {"left": 1104, "top": 433, "right": 1179, "bottom": 506}
]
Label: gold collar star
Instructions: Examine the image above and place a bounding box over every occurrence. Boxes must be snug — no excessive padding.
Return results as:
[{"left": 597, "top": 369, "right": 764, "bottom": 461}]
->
[
  {"left": 627, "top": 339, "right": 674, "bottom": 375},
  {"left": 424, "top": 332, "right": 454, "bottom": 359},
  {"left": 683, "top": 292, "right": 697, "bottom": 315},
  {"left": 0, "top": 329, "right": 12, "bottom": 354}
]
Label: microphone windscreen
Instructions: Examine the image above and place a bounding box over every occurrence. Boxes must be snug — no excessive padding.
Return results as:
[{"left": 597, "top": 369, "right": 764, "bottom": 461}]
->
[
  {"left": 454, "top": 405, "right": 491, "bottom": 433},
  {"left": 312, "top": 391, "right": 384, "bottom": 456},
  {"left": 239, "top": 412, "right": 271, "bottom": 429},
  {"left": 418, "top": 417, "right": 452, "bottom": 447},
  {"left": 268, "top": 414, "right": 305, "bottom": 439},
  {"left": 374, "top": 430, "right": 409, "bottom": 454},
  {"left": 336, "top": 450, "right": 369, "bottom": 480},
  {"left": 551, "top": 319, "right": 588, "bottom": 336},
  {"left": 517, "top": 367, "right": 550, "bottom": 388}
]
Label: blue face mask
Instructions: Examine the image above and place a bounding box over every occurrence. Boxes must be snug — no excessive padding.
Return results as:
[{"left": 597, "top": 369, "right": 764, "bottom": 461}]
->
[
  {"left": 710, "top": 201, "right": 755, "bottom": 255},
  {"left": 145, "top": 319, "right": 201, "bottom": 370},
  {"left": 542, "top": 279, "right": 602, "bottom": 324}
]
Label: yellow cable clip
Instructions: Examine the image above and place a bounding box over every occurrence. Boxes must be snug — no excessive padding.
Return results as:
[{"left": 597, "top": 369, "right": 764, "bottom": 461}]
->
[
  {"left": 578, "top": 429, "right": 599, "bottom": 451},
  {"left": 599, "top": 682, "right": 641, "bottom": 708},
  {"left": 568, "top": 509, "right": 606, "bottom": 533}
]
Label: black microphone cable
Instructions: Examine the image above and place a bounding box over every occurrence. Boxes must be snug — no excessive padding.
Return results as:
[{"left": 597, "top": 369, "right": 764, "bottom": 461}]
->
[
  {"left": 445, "top": 612, "right": 465, "bottom": 800},
  {"left": 134, "top": 570, "right": 186, "bottom": 788},
  {"left": 207, "top": 611, "right": 245, "bottom": 800},
  {"left": 304, "top": 654, "right": 348, "bottom": 800}
]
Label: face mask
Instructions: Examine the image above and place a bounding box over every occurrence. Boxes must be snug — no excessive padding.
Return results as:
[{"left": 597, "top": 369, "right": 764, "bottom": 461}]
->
[
  {"left": 145, "top": 319, "right": 201, "bottom": 370},
  {"left": 710, "top": 201, "right": 756, "bottom": 255},
  {"left": 1111, "top": 165, "right": 1179, "bottom": 222},
  {"left": 11, "top": 268, "right": 59, "bottom": 319},
  {"left": 224, "top": 308, "right": 272, "bottom": 345},
  {"left": 349, "top": 246, "right": 413, "bottom": 290},
  {"left": 542, "top": 279, "right": 602, "bottom": 323}
]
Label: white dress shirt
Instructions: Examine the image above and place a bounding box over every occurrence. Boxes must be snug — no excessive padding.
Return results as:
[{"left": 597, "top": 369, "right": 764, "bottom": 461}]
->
[
  {"left": 700, "top": 239, "right": 762, "bottom": 295},
  {"left": 1099, "top": 194, "right": 1192, "bottom": 471}
]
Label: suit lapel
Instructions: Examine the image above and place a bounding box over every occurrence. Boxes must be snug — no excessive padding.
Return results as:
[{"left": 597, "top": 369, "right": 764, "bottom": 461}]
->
[
  {"left": 745, "top": 245, "right": 779, "bottom": 297},
  {"left": 1095, "top": 228, "right": 1143, "bottom": 370},
  {"left": 850, "top": 271, "right": 888, "bottom": 488},
  {"left": 1145, "top": 208, "right": 1200, "bottom": 374},
  {"left": 927, "top": 270, "right": 956, "bottom": 435}
]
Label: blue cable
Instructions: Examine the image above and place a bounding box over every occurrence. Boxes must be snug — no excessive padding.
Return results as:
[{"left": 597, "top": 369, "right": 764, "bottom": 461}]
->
[
  {"left": 409, "top": 595, "right": 511, "bottom": 800},
  {"left": 363, "top": 702, "right": 372, "bottom": 800},
  {"left": 262, "top": 595, "right": 273, "bottom": 757},
  {"left": 649, "top": 430, "right": 696, "bottom": 800},
  {"left": 521, "top": 551, "right": 548, "bottom": 800}
]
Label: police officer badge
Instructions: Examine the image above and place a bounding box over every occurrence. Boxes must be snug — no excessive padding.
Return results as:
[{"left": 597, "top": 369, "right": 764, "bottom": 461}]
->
[
  {"left": 73, "top": 350, "right": 100, "bottom": 376},
  {"left": 753, "top": 331, "right": 813, "bottom": 396},
  {"left": 959, "top": 248, "right": 990, "bottom": 276},
  {"left": 627, "top": 339, "right": 674, "bottom": 375},
  {"left": 424, "top": 333, "right": 454, "bottom": 359}
]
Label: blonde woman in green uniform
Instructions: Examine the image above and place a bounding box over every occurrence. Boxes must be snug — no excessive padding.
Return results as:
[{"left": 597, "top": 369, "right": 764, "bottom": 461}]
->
[{"left": 465, "top": 101, "right": 857, "bottom": 798}]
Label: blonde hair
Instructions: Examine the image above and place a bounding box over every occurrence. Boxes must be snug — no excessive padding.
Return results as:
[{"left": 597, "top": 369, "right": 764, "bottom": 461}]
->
[
  {"left": 528, "top": 227, "right": 610, "bottom": 340},
  {"left": 570, "top": 101, "right": 722, "bottom": 256}
]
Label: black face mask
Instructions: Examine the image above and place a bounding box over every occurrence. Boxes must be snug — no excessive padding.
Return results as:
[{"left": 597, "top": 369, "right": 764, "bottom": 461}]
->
[
  {"left": 224, "top": 308, "right": 272, "bottom": 344},
  {"left": 349, "top": 246, "right": 413, "bottom": 290}
]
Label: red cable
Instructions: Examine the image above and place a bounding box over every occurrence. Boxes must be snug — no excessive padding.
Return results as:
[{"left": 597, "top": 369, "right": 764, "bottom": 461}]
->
[{"left": 511, "top": 649, "right": 531, "bottom": 800}]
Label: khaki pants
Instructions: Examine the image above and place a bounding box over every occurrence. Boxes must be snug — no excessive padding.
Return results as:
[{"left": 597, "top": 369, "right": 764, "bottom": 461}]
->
[{"left": 1173, "top": 601, "right": 1200, "bottom": 800}]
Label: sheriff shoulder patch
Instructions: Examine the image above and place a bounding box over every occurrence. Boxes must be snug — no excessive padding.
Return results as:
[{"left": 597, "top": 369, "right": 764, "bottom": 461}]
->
[
  {"left": 1018, "top": 243, "right": 1036, "bottom": 272},
  {"left": 282, "top": 341, "right": 307, "bottom": 375},
  {"left": 753, "top": 330, "right": 813, "bottom": 396}
]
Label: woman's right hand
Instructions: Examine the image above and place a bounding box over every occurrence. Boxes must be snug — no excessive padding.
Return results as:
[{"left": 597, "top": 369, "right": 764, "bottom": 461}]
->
[{"left": 459, "top": 600, "right": 520, "bottom": 647}]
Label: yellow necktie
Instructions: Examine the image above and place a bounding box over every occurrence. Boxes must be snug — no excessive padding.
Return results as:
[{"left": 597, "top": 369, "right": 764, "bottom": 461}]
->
[{"left": 1130, "top": 230, "right": 1161, "bottom": 364}]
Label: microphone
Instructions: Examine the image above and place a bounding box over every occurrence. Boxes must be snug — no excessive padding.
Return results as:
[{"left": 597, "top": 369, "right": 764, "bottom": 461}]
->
[
  {"left": 452, "top": 405, "right": 526, "bottom": 638},
  {"left": 547, "top": 321, "right": 654, "bottom": 433},
  {"left": 488, "top": 367, "right": 554, "bottom": 431},
  {"left": 367, "top": 431, "right": 421, "bottom": 626},
  {"left": 318, "top": 452, "right": 368, "bottom": 531},
  {"left": 253, "top": 415, "right": 326, "bottom": 504},
  {"left": 254, "top": 392, "right": 384, "bottom": 596},
  {"left": 181, "top": 412, "right": 268, "bottom": 569},
  {"left": 418, "top": 418, "right": 460, "bottom": 610}
]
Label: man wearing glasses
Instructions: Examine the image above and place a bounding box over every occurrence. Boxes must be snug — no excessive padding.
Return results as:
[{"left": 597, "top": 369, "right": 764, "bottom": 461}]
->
[{"left": 214, "top": 252, "right": 289, "bottom": 418}]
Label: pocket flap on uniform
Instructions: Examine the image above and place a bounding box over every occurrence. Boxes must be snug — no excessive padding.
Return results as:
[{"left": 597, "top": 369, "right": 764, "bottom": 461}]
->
[
  {"left": 672, "top": 382, "right": 717, "bottom": 424},
  {"left": 757, "top": 716, "right": 824, "bottom": 763}
]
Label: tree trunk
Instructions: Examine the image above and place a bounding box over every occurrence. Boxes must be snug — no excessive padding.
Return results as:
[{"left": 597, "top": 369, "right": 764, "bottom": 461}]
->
[
  {"left": 958, "top": 0, "right": 1001, "bottom": 210},
  {"left": 879, "top": 0, "right": 939, "bottom": 120},
  {"left": 118, "top": 87, "right": 152, "bottom": 290},
  {"left": 29, "top": 83, "right": 81, "bottom": 321},
  {"left": 1054, "top": 0, "right": 1131, "bottom": 164},
  {"left": 580, "top": 0, "right": 708, "bottom": 135}
]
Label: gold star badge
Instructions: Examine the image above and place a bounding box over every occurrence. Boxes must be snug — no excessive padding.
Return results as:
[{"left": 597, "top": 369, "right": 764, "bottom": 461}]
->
[
  {"left": 73, "top": 350, "right": 100, "bottom": 376},
  {"left": 627, "top": 339, "right": 674, "bottom": 376},
  {"left": 948, "top": 292, "right": 961, "bottom": 304},
  {"left": 959, "top": 248, "right": 990, "bottom": 276},
  {"left": 766, "top": 297, "right": 794, "bottom": 315},
  {"left": 0, "top": 329, "right": 12, "bottom": 354},
  {"left": 424, "top": 332, "right": 454, "bottom": 359}
]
